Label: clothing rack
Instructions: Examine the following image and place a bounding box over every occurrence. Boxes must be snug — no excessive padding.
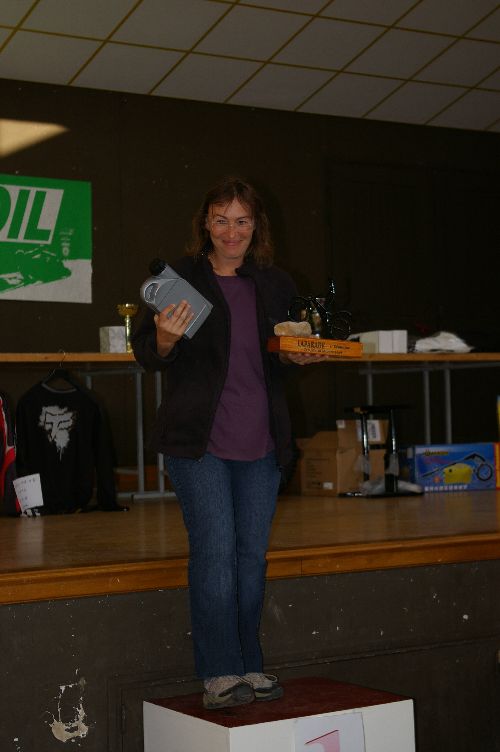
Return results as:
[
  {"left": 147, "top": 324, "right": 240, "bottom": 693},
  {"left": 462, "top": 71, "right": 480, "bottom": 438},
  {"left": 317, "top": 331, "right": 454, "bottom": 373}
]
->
[{"left": 0, "top": 352, "right": 174, "bottom": 501}]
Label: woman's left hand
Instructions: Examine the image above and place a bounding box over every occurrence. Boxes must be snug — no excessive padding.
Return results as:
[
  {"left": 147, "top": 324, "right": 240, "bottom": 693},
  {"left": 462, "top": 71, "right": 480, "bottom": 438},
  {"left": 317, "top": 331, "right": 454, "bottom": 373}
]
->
[{"left": 279, "top": 352, "right": 331, "bottom": 366}]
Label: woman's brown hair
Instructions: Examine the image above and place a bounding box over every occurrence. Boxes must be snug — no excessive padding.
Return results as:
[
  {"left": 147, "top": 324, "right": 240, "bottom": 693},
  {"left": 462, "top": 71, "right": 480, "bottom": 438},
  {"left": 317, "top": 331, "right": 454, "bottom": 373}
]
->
[{"left": 186, "top": 176, "right": 274, "bottom": 267}]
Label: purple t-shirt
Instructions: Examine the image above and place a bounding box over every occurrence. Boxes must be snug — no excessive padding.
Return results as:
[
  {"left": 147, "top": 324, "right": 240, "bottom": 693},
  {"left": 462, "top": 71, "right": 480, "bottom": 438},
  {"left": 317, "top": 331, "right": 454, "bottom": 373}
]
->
[{"left": 207, "top": 274, "right": 274, "bottom": 461}]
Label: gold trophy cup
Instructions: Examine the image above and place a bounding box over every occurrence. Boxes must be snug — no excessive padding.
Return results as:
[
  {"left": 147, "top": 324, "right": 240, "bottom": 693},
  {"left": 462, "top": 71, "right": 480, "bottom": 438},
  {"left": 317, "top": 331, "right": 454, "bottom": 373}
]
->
[{"left": 117, "top": 303, "right": 139, "bottom": 353}]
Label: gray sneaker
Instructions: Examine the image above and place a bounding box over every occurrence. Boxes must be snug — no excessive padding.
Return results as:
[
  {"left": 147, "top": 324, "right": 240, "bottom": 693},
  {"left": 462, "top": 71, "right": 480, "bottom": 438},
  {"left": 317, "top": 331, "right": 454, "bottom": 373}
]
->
[
  {"left": 243, "top": 673, "right": 284, "bottom": 701},
  {"left": 203, "top": 675, "right": 255, "bottom": 710}
]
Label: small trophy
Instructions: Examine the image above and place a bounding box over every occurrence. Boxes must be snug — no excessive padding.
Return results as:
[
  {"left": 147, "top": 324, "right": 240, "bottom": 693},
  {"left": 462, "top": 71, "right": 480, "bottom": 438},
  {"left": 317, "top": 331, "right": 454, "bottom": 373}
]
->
[{"left": 117, "top": 303, "right": 138, "bottom": 353}]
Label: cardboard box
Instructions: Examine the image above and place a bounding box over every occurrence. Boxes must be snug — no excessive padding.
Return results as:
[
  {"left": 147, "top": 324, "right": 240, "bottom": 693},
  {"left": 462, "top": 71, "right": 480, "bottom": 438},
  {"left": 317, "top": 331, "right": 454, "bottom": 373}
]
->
[
  {"left": 300, "top": 432, "right": 338, "bottom": 496},
  {"left": 336, "top": 447, "right": 386, "bottom": 494},
  {"left": 392, "top": 330, "right": 408, "bottom": 353},
  {"left": 299, "top": 430, "right": 388, "bottom": 496},
  {"left": 359, "top": 330, "right": 393, "bottom": 353},
  {"left": 401, "top": 443, "right": 497, "bottom": 492},
  {"left": 358, "top": 330, "right": 408, "bottom": 354},
  {"left": 268, "top": 336, "right": 363, "bottom": 358},
  {"left": 99, "top": 325, "right": 126, "bottom": 353},
  {"left": 336, "top": 418, "right": 388, "bottom": 449}
]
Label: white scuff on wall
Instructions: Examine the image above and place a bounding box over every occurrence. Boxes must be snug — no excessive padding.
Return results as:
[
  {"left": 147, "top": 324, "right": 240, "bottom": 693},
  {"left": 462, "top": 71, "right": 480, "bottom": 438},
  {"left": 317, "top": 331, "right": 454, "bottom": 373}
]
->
[
  {"left": 268, "top": 597, "right": 286, "bottom": 624},
  {"left": 48, "top": 675, "right": 89, "bottom": 742}
]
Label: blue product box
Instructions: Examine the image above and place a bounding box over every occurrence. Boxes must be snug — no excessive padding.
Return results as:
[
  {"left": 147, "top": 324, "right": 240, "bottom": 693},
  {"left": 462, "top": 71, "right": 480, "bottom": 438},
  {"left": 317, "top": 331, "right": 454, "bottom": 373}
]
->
[{"left": 401, "top": 443, "right": 496, "bottom": 493}]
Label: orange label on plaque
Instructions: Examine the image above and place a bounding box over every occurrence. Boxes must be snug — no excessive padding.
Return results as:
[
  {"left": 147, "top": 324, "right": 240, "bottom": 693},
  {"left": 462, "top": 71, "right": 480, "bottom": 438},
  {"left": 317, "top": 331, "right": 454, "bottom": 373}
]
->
[{"left": 267, "top": 336, "right": 363, "bottom": 358}]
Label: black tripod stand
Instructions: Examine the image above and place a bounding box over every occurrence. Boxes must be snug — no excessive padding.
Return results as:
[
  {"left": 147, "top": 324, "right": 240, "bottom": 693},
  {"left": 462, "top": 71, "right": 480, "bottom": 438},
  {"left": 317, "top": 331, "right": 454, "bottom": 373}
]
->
[{"left": 340, "top": 405, "right": 423, "bottom": 497}]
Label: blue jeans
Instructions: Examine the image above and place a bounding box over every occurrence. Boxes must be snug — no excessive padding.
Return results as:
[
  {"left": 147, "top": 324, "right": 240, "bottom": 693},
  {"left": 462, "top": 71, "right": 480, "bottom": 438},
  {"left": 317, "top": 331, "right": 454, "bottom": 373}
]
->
[{"left": 165, "top": 451, "right": 281, "bottom": 680}]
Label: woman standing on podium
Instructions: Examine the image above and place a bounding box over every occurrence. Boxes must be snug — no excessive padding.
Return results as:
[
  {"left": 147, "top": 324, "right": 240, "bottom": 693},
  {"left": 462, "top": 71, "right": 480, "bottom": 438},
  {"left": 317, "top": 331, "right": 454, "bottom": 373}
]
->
[{"left": 133, "top": 177, "right": 325, "bottom": 710}]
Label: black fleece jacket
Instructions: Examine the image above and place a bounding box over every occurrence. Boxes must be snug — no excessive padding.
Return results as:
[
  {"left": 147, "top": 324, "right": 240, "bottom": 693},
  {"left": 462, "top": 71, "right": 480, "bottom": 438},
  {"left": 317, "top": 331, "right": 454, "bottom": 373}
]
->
[{"left": 132, "top": 254, "right": 297, "bottom": 469}]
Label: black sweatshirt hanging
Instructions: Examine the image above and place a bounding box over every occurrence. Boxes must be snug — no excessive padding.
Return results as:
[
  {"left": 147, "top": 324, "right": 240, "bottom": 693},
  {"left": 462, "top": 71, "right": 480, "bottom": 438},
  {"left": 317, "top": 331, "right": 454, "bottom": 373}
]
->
[{"left": 16, "top": 380, "right": 118, "bottom": 514}]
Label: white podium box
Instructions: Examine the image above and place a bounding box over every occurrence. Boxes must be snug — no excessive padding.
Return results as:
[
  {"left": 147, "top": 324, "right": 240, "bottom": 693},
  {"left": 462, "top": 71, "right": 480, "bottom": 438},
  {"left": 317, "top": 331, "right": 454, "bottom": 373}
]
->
[{"left": 144, "top": 677, "right": 415, "bottom": 752}]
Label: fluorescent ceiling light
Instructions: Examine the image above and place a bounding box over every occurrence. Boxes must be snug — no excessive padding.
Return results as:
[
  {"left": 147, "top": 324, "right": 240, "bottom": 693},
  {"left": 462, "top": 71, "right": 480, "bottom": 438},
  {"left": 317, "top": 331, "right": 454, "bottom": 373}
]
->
[{"left": 0, "top": 119, "right": 68, "bottom": 157}]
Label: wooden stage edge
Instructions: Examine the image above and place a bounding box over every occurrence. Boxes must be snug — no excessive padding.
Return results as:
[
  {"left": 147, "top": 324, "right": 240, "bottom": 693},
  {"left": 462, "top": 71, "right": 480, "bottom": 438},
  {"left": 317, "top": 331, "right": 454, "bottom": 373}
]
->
[
  {"left": 2, "top": 533, "right": 500, "bottom": 606},
  {"left": 2, "top": 490, "right": 500, "bottom": 605}
]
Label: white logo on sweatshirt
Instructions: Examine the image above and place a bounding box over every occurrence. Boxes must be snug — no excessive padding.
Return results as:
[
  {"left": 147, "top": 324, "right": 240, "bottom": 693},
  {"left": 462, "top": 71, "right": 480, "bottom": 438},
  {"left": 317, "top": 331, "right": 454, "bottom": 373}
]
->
[{"left": 39, "top": 405, "right": 76, "bottom": 458}]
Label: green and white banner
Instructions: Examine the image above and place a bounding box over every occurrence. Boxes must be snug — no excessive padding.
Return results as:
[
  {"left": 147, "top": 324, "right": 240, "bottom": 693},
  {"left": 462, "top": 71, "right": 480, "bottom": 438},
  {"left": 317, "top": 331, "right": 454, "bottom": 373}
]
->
[{"left": 0, "top": 174, "right": 92, "bottom": 303}]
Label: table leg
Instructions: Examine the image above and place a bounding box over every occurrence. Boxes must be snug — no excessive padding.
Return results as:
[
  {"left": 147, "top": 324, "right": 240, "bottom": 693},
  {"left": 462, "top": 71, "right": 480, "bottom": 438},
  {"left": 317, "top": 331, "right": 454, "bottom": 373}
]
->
[
  {"left": 366, "top": 364, "right": 373, "bottom": 404},
  {"left": 155, "top": 371, "right": 165, "bottom": 493},
  {"left": 422, "top": 368, "right": 431, "bottom": 444},
  {"left": 444, "top": 367, "right": 452, "bottom": 443}
]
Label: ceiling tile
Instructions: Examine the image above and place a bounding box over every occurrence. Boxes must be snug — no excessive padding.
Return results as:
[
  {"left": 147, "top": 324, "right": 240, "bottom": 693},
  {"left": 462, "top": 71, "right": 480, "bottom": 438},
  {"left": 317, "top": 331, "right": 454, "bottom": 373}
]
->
[
  {"left": 416, "top": 39, "right": 500, "bottom": 86},
  {"left": 299, "top": 72, "right": 400, "bottom": 117},
  {"left": 0, "top": 31, "right": 100, "bottom": 84},
  {"left": 480, "top": 68, "right": 500, "bottom": 90},
  {"left": 396, "top": 0, "right": 499, "bottom": 36},
  {"left": 73, "top": 43, "right": 182, "bottom": 94},
  {"left": 366, "top": 81, "right": 466, "bottom": 124},
  {"left": 430, "top": 90, "right": 500, "bottom": 130},
  {"left": 22, "top": 0, "right": 138, "bottom": 38},
  {"left": 321, "top": 0, "right": 417, "bottom": 25},
  {"left": 0, "top": 29, "right": 11, "bottom": 45},
  {"left": 275, "top": 18, "right": 382, "bottom": 69},
  {"left": 229, "top": 63, "right": 332, "bottom": 110},
  {"left": 196, "top": 6, "right": 306, "bottom": 59},
  {"left": 249, "top": 0, "right": 327, "bottom": 12},
  {"left": 0, "top": 0, "right": 33, "bottom": 26},
  {"left": 153, "top": 54, "right": 260, "bottom": 102},
  {"left": 113, "top": 0, "right": 227, "bottom": 49},
  {"left": 347, "top": 29, "right": 452, "bottom": 78},
  {"left": 467, "top": 7, "right": 500, "bottom": 42}
]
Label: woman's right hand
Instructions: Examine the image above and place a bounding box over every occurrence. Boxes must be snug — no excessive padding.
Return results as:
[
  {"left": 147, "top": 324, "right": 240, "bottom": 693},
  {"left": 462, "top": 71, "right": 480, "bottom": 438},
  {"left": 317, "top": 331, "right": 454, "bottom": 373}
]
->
[{"left": 155, "top": 300, "right": 194, "bottom": 357}]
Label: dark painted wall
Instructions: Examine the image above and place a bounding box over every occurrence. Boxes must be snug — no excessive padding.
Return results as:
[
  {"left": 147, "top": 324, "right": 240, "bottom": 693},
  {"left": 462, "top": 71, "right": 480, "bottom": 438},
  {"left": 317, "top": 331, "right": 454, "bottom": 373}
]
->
[
  {"left": 1, "top": 77, "right": 499, "bottom": 463},
  {"left": 2, "top": 561, "right": 500, "bottom": 751}
]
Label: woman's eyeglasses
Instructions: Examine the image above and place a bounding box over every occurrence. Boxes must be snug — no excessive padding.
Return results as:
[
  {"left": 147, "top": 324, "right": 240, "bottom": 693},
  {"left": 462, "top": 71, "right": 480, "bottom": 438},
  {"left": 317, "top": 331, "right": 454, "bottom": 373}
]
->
[{"left": 209, "top": 217, "right": 254, "bottom": 231}]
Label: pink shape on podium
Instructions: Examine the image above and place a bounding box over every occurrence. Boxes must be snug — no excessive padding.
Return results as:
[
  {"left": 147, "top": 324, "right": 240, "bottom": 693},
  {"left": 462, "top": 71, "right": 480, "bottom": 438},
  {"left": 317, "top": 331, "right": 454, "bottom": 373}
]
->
[{"left": 306, "top": 729, "right": 340, "bottom": 752}]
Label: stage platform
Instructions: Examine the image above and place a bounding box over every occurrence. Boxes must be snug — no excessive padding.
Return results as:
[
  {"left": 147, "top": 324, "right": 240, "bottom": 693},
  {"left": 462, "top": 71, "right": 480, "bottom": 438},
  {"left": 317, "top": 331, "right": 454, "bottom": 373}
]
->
[{"left": 1, "top": 489, "right": 500, "bottom": 605}]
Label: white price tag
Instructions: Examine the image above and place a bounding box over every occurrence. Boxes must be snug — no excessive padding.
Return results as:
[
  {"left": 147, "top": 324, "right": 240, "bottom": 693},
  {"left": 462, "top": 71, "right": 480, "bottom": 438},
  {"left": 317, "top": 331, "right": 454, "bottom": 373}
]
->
[{"left": 13, "top": 474, "right": 44, "bottom": 516}]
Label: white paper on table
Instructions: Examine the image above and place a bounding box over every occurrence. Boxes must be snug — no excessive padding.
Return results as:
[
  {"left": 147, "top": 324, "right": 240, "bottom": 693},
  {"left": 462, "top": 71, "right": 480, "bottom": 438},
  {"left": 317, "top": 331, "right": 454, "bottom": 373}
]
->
[{"left": 13, "top": 474, "right": 44, "bottom": 515}]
